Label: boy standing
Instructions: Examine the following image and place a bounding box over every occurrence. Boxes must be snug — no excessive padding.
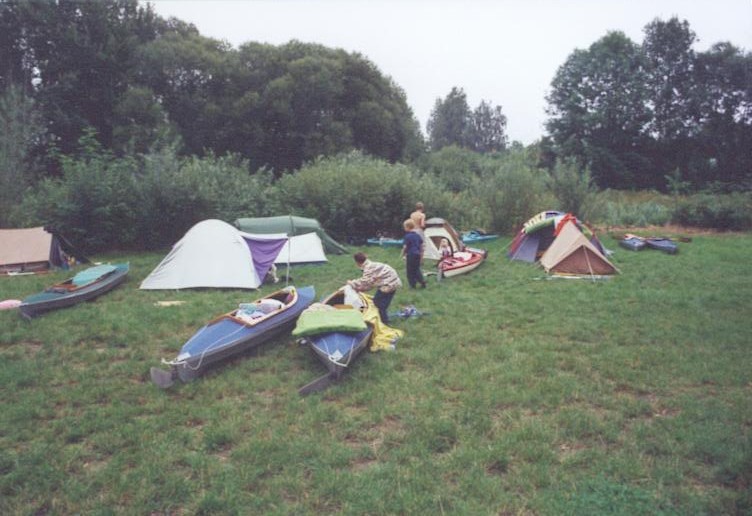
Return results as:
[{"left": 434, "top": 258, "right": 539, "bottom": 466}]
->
[{"left": 401, "top": 219, "right": 426, "bottom": 289}]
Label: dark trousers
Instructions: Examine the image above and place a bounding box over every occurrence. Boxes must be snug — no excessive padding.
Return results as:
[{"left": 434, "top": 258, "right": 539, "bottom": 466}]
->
[
  {"left": 373, "top": 289, "right": 396, "bottom": 324},
  {"left": 406, "top": 254, "right": 425, "bottom": 288}
]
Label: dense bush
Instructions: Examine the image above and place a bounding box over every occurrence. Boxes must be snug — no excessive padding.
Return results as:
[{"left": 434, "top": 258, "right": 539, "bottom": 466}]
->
[
  {"left": 135, "top": 150, "right": 274, "bottom": 248},
  {"left": 415, "top": 145, "right": 485, "bottom": 193},
  {"left": 547, "top": 158, "right": 598, "bottom": 220},
  {"left": 475, "top": 149, "right": 552, "bottom": 234},
  {"left": 12, "top": 145, "right": 275, "bottom": 252},
  {"left": 10, "top": 141, "right": 750, "bottom": 256},
  {"left": 672, "top": 192, "right": 752, "bottom": 230},
  {"left": 590, "top": 190, "right": 673, "bottom": 227},
  {"left": 271, "top": 152, "right": 423, "bottom": 240},
  {"left": 13, "top": 149, "right": 142, "bottom": 253}
]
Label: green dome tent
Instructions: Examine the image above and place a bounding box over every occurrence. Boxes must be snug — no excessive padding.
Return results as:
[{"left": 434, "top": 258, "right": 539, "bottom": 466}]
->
[{"left": 234, "top": 215, "right": 347, "bottom": 255}]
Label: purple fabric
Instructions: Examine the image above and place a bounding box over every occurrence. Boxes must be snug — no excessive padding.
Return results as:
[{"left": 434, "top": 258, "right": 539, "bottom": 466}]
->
[
  {"left": 241, "top": 236, "right": 288, "bottom": 280},
  {"left": 510, "top": 233, "right": 540, "bottom": 263}
]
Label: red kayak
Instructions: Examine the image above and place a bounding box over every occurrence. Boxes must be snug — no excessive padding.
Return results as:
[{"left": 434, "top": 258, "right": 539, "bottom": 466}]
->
[{"left": 438, "top": 247, "right": 488, "bottom": 278}]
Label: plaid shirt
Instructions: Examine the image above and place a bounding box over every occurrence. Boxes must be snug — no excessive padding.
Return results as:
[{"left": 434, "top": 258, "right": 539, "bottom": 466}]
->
[{"left": 350, "top": 260, "right": 402, "bottom": 293}]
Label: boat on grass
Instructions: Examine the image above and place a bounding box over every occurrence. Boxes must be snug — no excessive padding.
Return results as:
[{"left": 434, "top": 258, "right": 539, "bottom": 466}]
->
[
  {"left": 366, "top": 237, "right": 403, "bottom": 247},
  {"left": 461, "top": 229, "right": 499, "bottom": 244},
  {"left": 645, "top": 237, "right": 678, "bottom": 254},
  {"left": 150, "top": 285, "right": 315, "bottom": 388},
  {"left": 618, "top": 234, "right": 678, "bottom": 254},
  {"left": 295, "top": 288, "right": 374, "bottom": 395},
  {"left": 619, "top": 234, "right": 647, "bottom": 251},
  {"left": 438, "top": 247, "right": 488, "bottom": 279},
  {"left": 19, "top": 263, "right": 129, "bottom": 319}
]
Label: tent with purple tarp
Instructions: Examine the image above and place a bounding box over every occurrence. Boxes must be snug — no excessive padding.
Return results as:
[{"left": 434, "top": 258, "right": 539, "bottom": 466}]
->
[
  {"left": 240, "top": 233, "right": 289, "bottom": 281},
  {"left": 140, "top": 219, "right": 288, "bottom": 290}
]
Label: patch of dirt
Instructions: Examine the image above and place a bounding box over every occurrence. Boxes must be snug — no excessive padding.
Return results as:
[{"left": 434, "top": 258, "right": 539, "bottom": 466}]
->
[{"left": 0, "top": 341, "right": 43, "bottom": 357}]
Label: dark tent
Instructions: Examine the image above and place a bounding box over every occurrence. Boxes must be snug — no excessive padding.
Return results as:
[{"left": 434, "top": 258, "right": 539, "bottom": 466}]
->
[
  {"left": 0, "top": 227, "right": 89, "bottom": 274},
  {"left": 234, "top": 215, "right": 347, "bottom": 255}
]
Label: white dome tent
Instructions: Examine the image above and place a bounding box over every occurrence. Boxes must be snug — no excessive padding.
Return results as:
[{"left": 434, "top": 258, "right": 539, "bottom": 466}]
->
[{"left": 140, "top": 219, "right": 288, "bottom": 290}]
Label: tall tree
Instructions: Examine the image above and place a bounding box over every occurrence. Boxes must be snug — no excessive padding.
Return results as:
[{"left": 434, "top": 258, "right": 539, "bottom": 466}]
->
[
  {"left": 546, "top": 31, "right": 652, "bottom": 188},
  {"left": 0, "top": 86, "right": 46, "bottom": 225},
  {"left": 427, "top": 87, "right": 472, "bottom": 150},
  {"left": 217, "top": 41, "right": 422, "bottom": 172},
  {"left": 468, "top": 100, "right": 508, "bottom": 153},
  {"left": 692, "top": 42, "right": 752, "bottom": 186},
  {"left": 136, "top": 23, "right": 234, "bottom": 157},
  {"left": 0, "top": 0, "right": 160, "bottom": 160},
  {"left": 642, "top": 18, "right": 698, "bottom": 141},
  {"left": 642, "top": 18, "right": 700, "bottom": 181}
]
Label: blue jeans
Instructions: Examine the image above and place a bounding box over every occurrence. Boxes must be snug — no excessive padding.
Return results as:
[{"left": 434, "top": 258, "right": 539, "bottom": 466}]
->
[{"left": 373, "top": 289, "right": 396, "bottom": 324}]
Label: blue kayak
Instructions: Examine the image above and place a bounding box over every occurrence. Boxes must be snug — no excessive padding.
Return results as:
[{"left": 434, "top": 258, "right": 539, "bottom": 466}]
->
[
  {"left": 151, "top": 285, "right": 315, "bottom": 387},
  {"left": 461, "top": 230, "right": 499, "bottom": 244},
  {"left": 619, "top": 236, "right": 647, "bottom": 251},
  {"left": 297, "top": 288, "right": 373, "bottom": 395},
  {"left": 646, "top": 237, "right": 678, "bottom": 254},
  {"left": 19, "top": 263, "right": 129, "bottom": 319},
  {"left": 366, "top": 237, "right": 403, "bottom": 247}
]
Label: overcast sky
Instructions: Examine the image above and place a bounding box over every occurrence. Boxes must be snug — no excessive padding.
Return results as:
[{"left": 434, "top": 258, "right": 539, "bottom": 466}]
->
[{"left": 146, "top": 0, "right": 752, "bottom": 145}]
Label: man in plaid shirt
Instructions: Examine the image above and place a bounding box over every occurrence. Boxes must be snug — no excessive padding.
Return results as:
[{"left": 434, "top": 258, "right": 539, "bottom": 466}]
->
[{"left": 347, "top": 252, "right": 402, "bottom": 323}]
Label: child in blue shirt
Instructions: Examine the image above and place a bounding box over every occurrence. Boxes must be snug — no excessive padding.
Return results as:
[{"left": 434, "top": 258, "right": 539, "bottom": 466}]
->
[{"left": 401, "top": 219, "right": 426, "bottom": 288}]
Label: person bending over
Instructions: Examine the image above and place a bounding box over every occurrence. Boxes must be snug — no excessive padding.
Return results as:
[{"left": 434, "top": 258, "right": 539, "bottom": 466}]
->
[{"left": 347, "top": 252, "right": 402, "bottom": 323}]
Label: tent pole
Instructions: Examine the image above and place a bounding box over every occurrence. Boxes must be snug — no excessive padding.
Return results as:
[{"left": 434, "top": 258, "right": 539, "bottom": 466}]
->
[
  {"left": 285, "top": 235, "right": 290, "bottom": 287},
  {"left": 585, "top": 249, "right": 595, "bottom": 282}
]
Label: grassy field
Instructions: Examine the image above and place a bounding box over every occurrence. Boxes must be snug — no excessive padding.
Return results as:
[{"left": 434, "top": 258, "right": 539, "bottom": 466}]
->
[{"left": 1, "top": 233, "right": 750, "bottom": 514}]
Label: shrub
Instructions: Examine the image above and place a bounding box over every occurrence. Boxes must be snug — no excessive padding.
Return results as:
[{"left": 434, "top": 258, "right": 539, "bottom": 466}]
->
[
  {"left": 672, "top": 192, "right": 752, "bottom": 230},
  {"left": 14, "top": 143, "right": 277, "bottom": 252},
  {"left": 546, "top": 158, "right": 598, "bottom": 219},
  {"left": 134, "top": 150, "right": 274, "bottom": 249},
  {"left": 179, "top": 154, "right": 275, "bottom": 223},
  {"left": 415, "top": 145, "right": 484, "bottom": 193},
  {"left": 476, "top": 149, "right": 551, "bottom": 234},
  {"left": 271, "top": 151, "right": 423, "bottom": 239},
  {"left": 13, "top": 149, "right": 141, "bottom": 253}
]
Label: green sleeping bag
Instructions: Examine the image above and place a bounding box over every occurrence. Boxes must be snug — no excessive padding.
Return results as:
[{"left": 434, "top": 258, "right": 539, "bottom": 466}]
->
[{"left": 293, "top": 308, "right": 367, "bottom": 337}]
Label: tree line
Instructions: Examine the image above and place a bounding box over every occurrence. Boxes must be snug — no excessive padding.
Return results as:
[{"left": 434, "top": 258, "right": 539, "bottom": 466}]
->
[
  {"left": 0, "top": 0, "right": 425, "bottom": 173},
  {"left": 1, "top": 0, "right": 750, "bottom": 229},
  {"left": 544, "top": 18, "right": 752, "bottom": 191}
]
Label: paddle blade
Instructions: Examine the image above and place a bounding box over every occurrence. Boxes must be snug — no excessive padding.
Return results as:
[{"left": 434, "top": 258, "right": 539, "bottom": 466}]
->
[{"left": 298, "top": 373, "right": 335, "bottom": 396}]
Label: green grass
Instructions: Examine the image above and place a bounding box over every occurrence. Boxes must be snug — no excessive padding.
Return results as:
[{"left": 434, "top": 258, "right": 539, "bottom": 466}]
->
[{"left": 1, "top": 234, "right": 751, "bottom": 514}]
